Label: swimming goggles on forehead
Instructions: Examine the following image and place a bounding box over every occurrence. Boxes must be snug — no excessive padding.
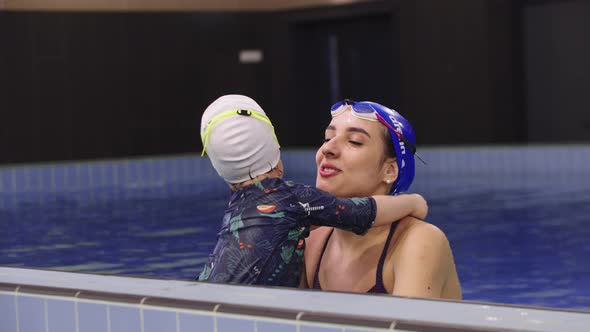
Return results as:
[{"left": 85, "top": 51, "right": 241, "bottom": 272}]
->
[
  {"left": 200, "top": 109, "right": 279, "bottom": 156},
  {"left": 330, "top": 99, "right": 418, "bottom": 156}
]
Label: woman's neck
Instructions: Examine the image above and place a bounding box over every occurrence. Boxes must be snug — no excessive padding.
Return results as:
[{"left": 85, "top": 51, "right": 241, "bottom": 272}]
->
[{"left": 331, "top": 224, "right": 391, "bottom": 253}]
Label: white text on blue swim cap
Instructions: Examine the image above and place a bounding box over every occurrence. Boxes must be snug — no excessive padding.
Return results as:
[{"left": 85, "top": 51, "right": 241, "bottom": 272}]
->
[{"left": 388, "top": 114, "right": 406, "bottom": 169}]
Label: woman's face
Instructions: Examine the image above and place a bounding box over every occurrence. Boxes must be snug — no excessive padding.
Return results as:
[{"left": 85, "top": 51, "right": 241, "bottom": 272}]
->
[{"left": 315, "top": 110, "right": 397, "bottom": 197}]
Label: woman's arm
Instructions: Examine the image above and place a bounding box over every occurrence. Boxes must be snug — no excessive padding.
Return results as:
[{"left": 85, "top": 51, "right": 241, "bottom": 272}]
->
[{"left": 391, "top": 219, "right": 461, "bottom": 299}]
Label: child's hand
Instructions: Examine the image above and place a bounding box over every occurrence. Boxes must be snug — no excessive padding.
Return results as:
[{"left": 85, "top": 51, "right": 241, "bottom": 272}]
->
[{"left": 411, "top": 193, "right": 428, "bottom": 220}]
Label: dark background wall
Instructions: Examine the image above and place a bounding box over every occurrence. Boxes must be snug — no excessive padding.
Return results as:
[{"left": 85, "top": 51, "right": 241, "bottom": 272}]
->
[
  {"left": 524, "top": 0, "right": 590, "bottom": 142},
  {"left": 0, "top": 0, "right": 588, "bottom": 164}
]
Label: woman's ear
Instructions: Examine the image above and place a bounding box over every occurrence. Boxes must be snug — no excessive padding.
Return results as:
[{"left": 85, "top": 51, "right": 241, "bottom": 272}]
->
[{"left": 383, "top": 158, "right": 398, "bottom": 184}]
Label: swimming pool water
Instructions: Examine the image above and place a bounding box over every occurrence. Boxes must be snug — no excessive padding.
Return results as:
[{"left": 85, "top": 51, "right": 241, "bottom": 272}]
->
[{"left": 1, "top": 150, "right": 589, "bottom": 310}]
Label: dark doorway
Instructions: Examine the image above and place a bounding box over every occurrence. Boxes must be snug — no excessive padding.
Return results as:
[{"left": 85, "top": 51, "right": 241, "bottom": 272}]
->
[{"left": 285, "top": 13, "right": 401, "bottom": 147}]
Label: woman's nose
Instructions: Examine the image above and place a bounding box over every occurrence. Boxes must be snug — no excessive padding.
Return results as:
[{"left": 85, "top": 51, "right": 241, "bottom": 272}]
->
[{"left": 321, "top": 138, "right": 339, "bottom": 158}]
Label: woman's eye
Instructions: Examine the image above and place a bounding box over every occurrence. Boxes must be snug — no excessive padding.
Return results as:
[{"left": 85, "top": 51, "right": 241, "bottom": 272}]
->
[
  {"left": 349, "top": 141, "right": 362, "bottom": 146},
  {"left": 322, "top": 138, "right": 331, "bottom": 144}
]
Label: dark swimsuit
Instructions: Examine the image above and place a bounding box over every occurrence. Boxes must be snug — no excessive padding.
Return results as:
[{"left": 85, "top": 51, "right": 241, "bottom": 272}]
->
[{"left": 312, "top": 222, "right": 399, "bottom": 294}]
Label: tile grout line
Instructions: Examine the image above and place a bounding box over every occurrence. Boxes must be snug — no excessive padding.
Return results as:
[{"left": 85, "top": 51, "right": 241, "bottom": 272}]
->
[
  {"left": 124, "top": 160, "right": 130, "bottom": 187},
  {"left": 74, "top": 291, "right": 81, "bottom": 332},
  {"left": 389, "top": 320, "right": 397, "bottom": 330},
  {"left": 11, "top": 168, "right": 17, "bottom": 193},
  {"left": 140, "top": 296, "right": 148, "bottom": 332},
  {"left": 44, "top": 298, "right": 49, "bottom": 332},
  {"left": 113, "top": 163, "right": 118, "bottom": 187},
  {"left": 50, "top": 166, "right": 56, "bottom": 192},
  {"left": 295, "top": 311, "right": 304, "bottom": 332},
  {"left": 106, "top": 304, "right": 112, "bottom": 332},
  {"left": 89, "top": 163, "right": 94, "bottom": 189},
  {"left": 75, "top": 164, "right": 81, "bottom": 191},
  {"left": 212, "top": 304, "right": 221, "bottom": 332},
  {"left": 24, "top": 167, "right": 30, "bottom": 192},
  {"left": 15, "top": 286, "right": 20, "bottom": 332}
]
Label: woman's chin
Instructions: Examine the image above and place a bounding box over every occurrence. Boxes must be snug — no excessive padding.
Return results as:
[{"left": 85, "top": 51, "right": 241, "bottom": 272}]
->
[
  {"left": 316, "top": 180, "right": 350, "bottom": 197},
  {"left": 316, "top": 178, "right": 336, "bottom": 192}
]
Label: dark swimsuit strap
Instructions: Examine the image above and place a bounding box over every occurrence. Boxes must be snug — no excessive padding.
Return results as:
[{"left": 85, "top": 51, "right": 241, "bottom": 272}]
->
[
  {"left": 371, "top": 222, "right": 398, "bottom": 292},
  {"left": 312, "top": 228, "right": 334, "bottom": 289},
  {"left": 313, "top": 222, "right": 399, "bottom": 292}
]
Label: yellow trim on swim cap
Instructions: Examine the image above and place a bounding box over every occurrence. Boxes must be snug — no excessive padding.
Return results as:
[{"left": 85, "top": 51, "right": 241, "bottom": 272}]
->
[{"left": 201, "top": 109, "right": 280, "bottom": 156}]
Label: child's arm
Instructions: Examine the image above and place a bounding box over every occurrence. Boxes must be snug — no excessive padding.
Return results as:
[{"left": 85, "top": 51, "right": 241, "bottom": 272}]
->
[
  {"left": 372, "top": 194, "right": 428, "bottom": 227},
  {"left": 290, "top": 183, "right": 427, "bottom": 235}
]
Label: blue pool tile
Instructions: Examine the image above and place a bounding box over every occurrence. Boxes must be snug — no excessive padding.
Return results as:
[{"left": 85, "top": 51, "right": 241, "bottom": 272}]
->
[
  {"left": 155, "top": 160, "right": 166, "bottom": 182},
  {"left": 87, "top": 165, "right": 98, "bottom": 188},
  {"left": 0, "top": 293, "right": 17, "bottom": 332},
  {"left": 167, "top": 159, "right": 181, "bottom": 182},
  {"left": 53, "top": 166, "right": 66, "bottom": 191},
  {"left": 217, "top": 316, "right": 255, "bottom": 332},
  {"left": 18, "top": 295, "right": 46, "bottom": 332},
  {"left": 130, "top": 161, "right": 142, "bottom": 185},
  {"left": 78, "top": 301, "right": 108, "bottom": 332},
  {"left": 178, "top": 312, "right": 214, "bottom": 332},
  {"left": 113, "top": 162, "right": 125, "bottom": 186},
  {"left": 89, "top": 164, "right": 101, "bottom": 188},
  {"left": 47, "top": 298, "right": 75, "bottom": 332},
  {"left": 109, "top": 305, "right": 140, "bottom": 332},
  {"left": 300, "top": 323, "right": 342, "bottom": 332},
  {"left": 257, "top": 320, "right": 297, "bottom": 332},
  {"left": 65, "top": 166, "right": 78, "bottom": 191},
  {"left": 26, "top": 168, "right": 38, "bottom": 191},
  {"left": 143, "top": 308, "right": 177, "bottom": 332},
  {"left": 39, "top": 166, "right": 52, "bottom": 192},
  {"left": 102, "top": 163, "right": 115, "bottom": 187},
  {"left": 13, "top": 169, "right": 25, "bottom": 192},
  {"left": 78, "top": 165, "right": 91, "bottom": 190},
  {"left": 137, "top": 160, "right": 152, "bottom": 183},
  {"left": 0, "top": 170, "right": 10, "bottom": 192}
]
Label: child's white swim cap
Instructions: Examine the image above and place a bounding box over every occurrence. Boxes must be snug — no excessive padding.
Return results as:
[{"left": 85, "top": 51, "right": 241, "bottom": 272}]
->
[{"left": 200, "top": 94, "right": 280, "bottom": 184}]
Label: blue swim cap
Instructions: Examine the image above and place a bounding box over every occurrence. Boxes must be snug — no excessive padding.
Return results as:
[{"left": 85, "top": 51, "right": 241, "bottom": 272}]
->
[{"left": 360, "top": 101, "right": 417, "bottom": 195}]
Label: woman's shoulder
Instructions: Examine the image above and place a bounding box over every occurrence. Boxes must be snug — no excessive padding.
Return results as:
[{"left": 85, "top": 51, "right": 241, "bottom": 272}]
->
[
  {"left": 392, "top": 217, "right": 452, "bottom": 270},
  {"left": 391, "top": 217, "right": 461, "bottom": 299},
  {"left": 396, "top": 217, "right": 448, "bottom": 244}
]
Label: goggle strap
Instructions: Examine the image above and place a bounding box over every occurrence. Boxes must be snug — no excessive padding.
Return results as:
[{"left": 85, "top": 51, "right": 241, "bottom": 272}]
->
[
  {"left": 201, "top": 109, "right": 279, "bottom": 156},
  {"left": 374, "top": 112, "right": 424, "bottom": 163}
]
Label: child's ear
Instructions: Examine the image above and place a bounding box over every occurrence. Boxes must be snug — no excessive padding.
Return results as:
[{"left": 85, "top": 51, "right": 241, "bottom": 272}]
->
[{"left": 383, "top": 158, "right": 398, "bottom": 184}]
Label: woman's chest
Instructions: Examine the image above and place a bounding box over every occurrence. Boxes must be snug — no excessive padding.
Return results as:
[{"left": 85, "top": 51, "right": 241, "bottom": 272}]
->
[{"left": 321, "top": 251, "right": 385, "bottom": 293}]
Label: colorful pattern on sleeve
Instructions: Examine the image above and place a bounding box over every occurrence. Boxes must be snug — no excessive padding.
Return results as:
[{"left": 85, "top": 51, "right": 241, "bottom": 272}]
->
[
  {"left": 290, "top": 184, "right": 377, "bottom": 235},
  {"left": 197, "top": 177, "right": 376, "bottom": 287}
]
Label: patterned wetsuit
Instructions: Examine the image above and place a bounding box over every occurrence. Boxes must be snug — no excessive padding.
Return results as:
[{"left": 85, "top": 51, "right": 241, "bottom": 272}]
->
[{"left": 198, "top": 177, "right": 377, "bottom": 287}]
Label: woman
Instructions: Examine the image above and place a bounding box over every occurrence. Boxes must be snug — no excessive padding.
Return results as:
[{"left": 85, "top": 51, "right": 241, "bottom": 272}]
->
[{"left": 304, "top": 100, "right": 462, "bottom": 299}]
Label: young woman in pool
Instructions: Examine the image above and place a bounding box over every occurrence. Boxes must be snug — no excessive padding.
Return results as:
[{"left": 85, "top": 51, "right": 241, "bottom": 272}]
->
[{"left": 304, "top": 100, "right": 462, "bottom": 299}]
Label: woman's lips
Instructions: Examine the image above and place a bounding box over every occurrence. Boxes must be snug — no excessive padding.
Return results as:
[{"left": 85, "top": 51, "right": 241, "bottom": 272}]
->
[{"left": 319, "top": 163, "right": 341, "bottom": 178}]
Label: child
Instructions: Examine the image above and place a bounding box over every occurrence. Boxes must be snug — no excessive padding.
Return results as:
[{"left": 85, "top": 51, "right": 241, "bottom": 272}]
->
[{"left": 198, "top": 94, "right": 427, "bottom": 287}]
